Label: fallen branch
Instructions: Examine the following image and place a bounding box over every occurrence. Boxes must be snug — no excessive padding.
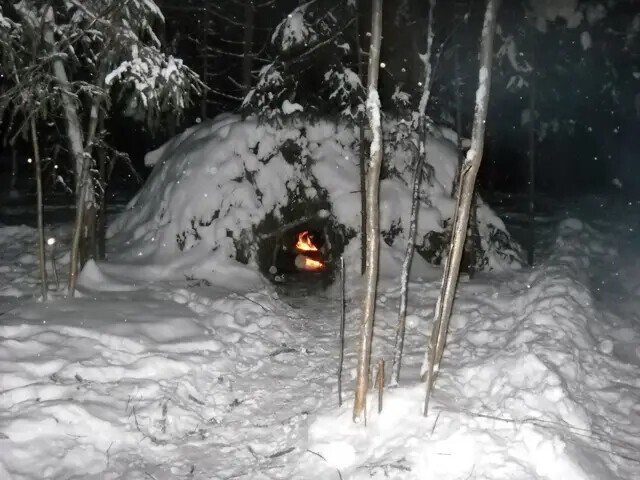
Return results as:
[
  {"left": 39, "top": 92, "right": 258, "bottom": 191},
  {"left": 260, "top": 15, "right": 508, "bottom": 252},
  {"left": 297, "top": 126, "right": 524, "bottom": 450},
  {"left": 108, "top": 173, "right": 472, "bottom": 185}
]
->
[
  {"left": 306, "top": 450, "right": 344, "bottom": 480},
  {"left": 377, "top": 359, "right": 384, "bottom": 413}
]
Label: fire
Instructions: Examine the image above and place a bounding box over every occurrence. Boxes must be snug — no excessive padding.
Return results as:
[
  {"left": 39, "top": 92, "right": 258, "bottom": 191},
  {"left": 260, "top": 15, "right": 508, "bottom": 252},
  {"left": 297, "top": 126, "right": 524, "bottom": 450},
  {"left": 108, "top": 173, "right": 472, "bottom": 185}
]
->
[
  {"left": 293, "top": 231, "right": 324, "bottom": 271},
  {"left": 295, "top": 231, "right": 318, "bottom": 252},
  {"left": 295, "top": 254, "right": 324, "bottom": 271}
]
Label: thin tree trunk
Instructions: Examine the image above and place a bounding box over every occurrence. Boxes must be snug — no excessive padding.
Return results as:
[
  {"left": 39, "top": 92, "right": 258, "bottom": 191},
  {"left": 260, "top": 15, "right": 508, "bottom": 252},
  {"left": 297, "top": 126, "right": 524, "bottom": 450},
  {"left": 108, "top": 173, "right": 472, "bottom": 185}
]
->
[
  {"left": 69, "top": 155, "right": 92, "bottom": 295},
  {"left": 390, "top": 0, "right": 435, "bottom": 386},
  {"left": 42, "top": 8, "right": 85, "bottom": 183},
  {"left": 41, "top": 7, "right": 93, "bottom": 294},
  {"left": 355, "top": 0, "right": 367, "bottom": 275},
  {"left": 417, "top": 0, "right": 436, "bottom": 119},
  {"left": 527, "top": 44, "right": 536, "bottom": 267},
  {"left": 201, "top": 5, "right": 210, "bottom": 119},
  {"left": 338, "top": 256, "right": 346, "bottom": 407},
  {"left": 390, "top": 140, "right": 423, "bottom": 386},
  {"left": 96, "top": 112, "right": 107, "bottom": 260},
  {"left": 454, "top": 46, "right": 464, "bottom": 167},
  {"left": 10, "top": 145, "right": 18, "bottom": 193},
  {"left": 422, "top": 0, "right": 501, "bottom": 416},
  {"left": 78, "top": 89, "right": 105, "bottom": 266},
  {"left": 359, "top": 124, "right": 367, "bottom": 276},
  {"left": 30, "top": 118, "right": 48, "bottom": 301},
  {"left": 242, "top": 0, "right": 255, "bottom": 95},
  {"left": 353, "top": 0, "right": 383, "bottom": 423}
]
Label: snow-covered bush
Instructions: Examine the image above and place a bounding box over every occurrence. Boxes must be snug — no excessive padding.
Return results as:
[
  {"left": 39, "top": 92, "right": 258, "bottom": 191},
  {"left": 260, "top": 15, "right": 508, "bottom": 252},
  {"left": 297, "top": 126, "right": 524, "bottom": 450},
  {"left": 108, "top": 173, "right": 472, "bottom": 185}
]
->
[{"left": 108, "top": 114, "right": 522, "bottom": 282}]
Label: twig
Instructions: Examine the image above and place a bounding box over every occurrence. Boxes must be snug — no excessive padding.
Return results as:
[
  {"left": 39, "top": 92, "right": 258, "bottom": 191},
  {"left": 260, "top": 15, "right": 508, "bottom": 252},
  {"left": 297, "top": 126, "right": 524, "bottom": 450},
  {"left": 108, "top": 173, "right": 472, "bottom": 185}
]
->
[
  {"left": 377, "top": 359, "right": 384, "bottom": 414},
  {"left": 105, "top": 441, "right": 113, "bottom": 469},
  {"left": 338, "top": 256, "right": 346, "bottom": 407},
  {"left": 269, "top": 346, "right": 297, "bottom": 357},
  {"left": 268, "top": 446, "right": 295, "bottom": 458},
  {"left": 133, "top": 406, "right": 141, "bottom": 431},
  {"left": 160, "top": 400, "right": 168, "bottom": 434},
  {"left": 430, "top": 410, "right": 441, "bottom": 435},
  {"left": 188, "top": 394, "right": 205, "bottom": 406},
  {"left": 306, "top": 450, "right": 344, "bottom": 480},
  {"left": 390, "top": 132, "right": 425, "bottom": 386}
]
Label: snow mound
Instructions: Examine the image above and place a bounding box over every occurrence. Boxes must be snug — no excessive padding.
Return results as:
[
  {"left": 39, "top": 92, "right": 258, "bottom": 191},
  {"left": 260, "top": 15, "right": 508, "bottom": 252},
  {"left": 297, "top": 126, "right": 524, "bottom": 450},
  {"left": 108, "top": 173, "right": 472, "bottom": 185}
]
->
[{"left": 108, "top": 114, "right": 520, "bottom": 281}]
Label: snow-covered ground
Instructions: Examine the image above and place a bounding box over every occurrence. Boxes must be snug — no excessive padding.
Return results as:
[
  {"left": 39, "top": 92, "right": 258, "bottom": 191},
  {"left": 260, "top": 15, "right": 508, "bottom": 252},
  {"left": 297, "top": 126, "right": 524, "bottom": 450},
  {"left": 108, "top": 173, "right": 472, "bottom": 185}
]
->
[{"left": 1, "top": 195, "right": 639, "bottom": 479}]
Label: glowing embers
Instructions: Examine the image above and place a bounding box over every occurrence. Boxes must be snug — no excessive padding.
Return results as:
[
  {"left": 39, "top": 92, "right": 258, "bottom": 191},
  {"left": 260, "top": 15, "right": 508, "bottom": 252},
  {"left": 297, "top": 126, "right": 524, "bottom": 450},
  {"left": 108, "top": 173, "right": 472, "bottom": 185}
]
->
[{"left": 294, "top": 230, "right": 325, "bottom": 271}]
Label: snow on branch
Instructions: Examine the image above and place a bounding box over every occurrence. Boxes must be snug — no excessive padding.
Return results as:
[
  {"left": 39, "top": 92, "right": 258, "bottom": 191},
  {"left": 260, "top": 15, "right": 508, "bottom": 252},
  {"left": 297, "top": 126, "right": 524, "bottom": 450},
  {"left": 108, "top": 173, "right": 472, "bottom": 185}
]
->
[
  {"left": 106, "top": 47, "right": 204, "bottom": 127},
  {"left": 271, "top": 1, "right": 318, "bottom": 53}
]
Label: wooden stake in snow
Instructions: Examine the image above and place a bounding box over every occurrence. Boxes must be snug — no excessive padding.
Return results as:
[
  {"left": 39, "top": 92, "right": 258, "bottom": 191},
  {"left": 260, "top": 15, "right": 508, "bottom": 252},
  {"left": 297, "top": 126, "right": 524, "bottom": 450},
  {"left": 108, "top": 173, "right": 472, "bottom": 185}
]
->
[
  {"left": 353, "top": 0, "right": 383, "bottom": 423},
  {"left": 391, "top": 0, "right": 436, "bottom": 387},
  {"left": 422, "top": 0, "right": 501, "bottom": 417},
  {"left": 30, "top": 118, "right": 48, "bottom": 302},
  {"left": 377, "top": 359, "right": 385, "bottom": 414},
  {"left": 338, "top": 256, "right": 346, "bottom": 407}
]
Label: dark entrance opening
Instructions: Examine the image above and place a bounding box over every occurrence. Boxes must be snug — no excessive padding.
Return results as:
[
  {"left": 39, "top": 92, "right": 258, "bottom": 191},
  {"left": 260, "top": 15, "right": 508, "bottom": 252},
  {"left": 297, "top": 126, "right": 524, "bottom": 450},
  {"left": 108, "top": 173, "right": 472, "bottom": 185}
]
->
[{"left": 256, "top": 215, "right": 349, "bottom": 288}]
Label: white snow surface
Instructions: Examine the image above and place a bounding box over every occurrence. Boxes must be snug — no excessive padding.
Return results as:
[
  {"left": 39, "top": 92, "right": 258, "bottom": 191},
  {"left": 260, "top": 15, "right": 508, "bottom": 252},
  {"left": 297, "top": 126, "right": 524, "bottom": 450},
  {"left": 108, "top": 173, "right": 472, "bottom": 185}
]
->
[
  {"left": 1, "top": 196, "right": 639, "bottom": 479},
  {"left": 108, "top": 114, "right": 519, "bottom": 284}
]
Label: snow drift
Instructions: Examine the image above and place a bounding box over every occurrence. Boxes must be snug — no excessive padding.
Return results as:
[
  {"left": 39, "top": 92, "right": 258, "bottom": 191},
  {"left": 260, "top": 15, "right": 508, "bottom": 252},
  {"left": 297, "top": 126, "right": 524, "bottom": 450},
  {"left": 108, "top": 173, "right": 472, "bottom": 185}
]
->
[{"left": 107, "top": 114, "right": 521, "bottom": 282}]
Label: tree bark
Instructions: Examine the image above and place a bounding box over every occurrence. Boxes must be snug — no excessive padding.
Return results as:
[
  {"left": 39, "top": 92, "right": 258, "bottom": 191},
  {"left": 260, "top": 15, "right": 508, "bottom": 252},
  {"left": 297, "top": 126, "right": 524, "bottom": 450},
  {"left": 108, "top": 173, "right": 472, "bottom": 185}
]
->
[
  {"left": 527, "top": 40, "right": 536, "bottom": 267},
  {"left": 41, "top": 6, "right": 94, "bottom": 295},
  {"left": 78, "top": 83, "right": 106, "bottom": 266},
  {"left": 42, "top": 8, "right": 85, "bottom": 183},
  {"left": 96, "top": 113, "right": 108, "bottom": 260},
  {"left": 353, "top": 0, "right": 383, "bottom": 423},
  {"left": 421, "top": 0, "right": 501, "bottom": 416},
  {"left": 391, "top": 0, "right": 435, "bottom": 387},
  {"left": 355, "top": 0, "right": 367, "bottom": 275},
  {"left": 390, "top": 138, "right": 423, "bottom": 386},
  {"left": 30, "top": 118, "right": 48, "bottom": 301}
]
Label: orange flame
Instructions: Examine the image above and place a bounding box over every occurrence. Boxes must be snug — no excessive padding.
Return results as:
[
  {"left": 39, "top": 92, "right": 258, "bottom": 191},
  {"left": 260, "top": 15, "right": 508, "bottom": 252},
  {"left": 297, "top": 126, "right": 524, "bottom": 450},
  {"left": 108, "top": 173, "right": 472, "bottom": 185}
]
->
[
  {"left": 295, "top": 254, "right": 324, "bottom": 271},
  {"left": 304, "top": 257, "right": 324, "bottom": 270},
  {"left": 296, "top": 231, "right": 319, "bottom": 252}
]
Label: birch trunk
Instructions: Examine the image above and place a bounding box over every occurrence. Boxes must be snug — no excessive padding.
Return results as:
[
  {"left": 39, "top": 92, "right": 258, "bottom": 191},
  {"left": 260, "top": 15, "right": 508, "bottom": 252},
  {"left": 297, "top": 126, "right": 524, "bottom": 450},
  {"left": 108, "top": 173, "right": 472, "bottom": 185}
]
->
[
  {"left": 353, "top": 0, "right": 383, "bottom": 423},
  {"left": 390, "top": 0, "right": 435, "bottom": 386},
  {"left": 41, "top": 7, "right": 95, "bottom": 294},
  {"left": 354, "top": 0, "right": 367, "bottom": 275},
  {"left": 390, "top": 139, "right": 423, "bottom": 386},
  {"left": 42, "top": 8, "right": 85, "bottom": 182},
  {"left": 421, "top": 0, "right": 501, "bottom": 416},
  {"left": 30, "top": 118, "right": 48, "bottom": 301}
]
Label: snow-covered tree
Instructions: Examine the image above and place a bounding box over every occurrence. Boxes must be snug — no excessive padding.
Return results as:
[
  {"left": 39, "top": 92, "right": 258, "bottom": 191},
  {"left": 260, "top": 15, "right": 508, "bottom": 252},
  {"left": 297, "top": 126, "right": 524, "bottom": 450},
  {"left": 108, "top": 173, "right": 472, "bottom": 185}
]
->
[
  {"left": 0, "top": 0, "right": 203, "bottom": 294},
  {"left": 242, "top": 0, "right": 364, "bottom": 122}
]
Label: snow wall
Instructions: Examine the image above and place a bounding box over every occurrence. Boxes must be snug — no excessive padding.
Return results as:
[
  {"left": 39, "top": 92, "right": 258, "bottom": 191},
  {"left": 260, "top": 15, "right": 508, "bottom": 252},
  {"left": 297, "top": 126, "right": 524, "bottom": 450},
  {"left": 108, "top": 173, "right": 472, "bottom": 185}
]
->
[{"left": 107, "top": 114, "right": 522, "bottom": 283}]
